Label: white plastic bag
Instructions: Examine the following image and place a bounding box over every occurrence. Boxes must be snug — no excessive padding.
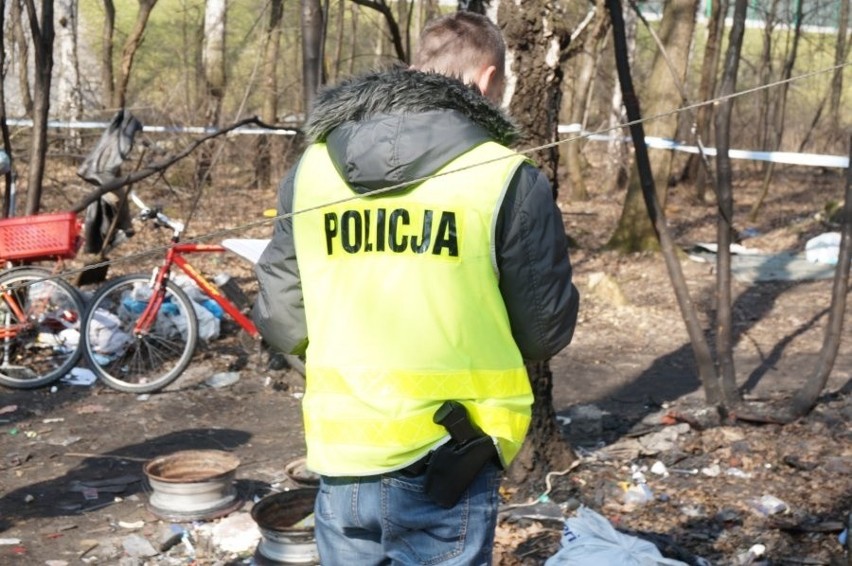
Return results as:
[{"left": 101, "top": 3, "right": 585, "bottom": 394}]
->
[
  {"left": 805, "top": 232, "right": 841, "bottom": 265},
  {"left": 544, "top": 506, "right": 687, "bottom": 565}
]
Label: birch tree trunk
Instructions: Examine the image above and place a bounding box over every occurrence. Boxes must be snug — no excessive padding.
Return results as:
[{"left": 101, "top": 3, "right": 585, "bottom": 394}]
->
[
  {"left": 56, "top": 0, "right": 83, "bottom": 148},
  {"left": 11, "top": 0, "right": 34, "bottom": 117}
]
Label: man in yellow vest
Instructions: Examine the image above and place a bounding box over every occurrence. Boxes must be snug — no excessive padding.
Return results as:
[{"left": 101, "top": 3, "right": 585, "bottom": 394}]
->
[{"left": 254, "top": 11, "right": 579, "bottom": 565}]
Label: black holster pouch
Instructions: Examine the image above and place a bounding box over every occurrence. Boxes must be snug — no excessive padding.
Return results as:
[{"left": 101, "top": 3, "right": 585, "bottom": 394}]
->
[{"left": 423, "top": 401, "right": 499, "bottom": 508}]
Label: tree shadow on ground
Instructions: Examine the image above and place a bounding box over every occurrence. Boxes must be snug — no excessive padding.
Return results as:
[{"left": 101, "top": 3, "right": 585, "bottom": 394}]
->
[
  {"left": 0, "top": 428, "right": 251, "bottom": 532},
  {"left": 580, "top": 279, "right": 841, "bottom": 437}
]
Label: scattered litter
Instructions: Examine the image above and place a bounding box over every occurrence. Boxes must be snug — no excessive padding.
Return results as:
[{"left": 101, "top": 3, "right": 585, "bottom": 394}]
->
[
  {"left": 637, "top": 424, "right": 690, "bottom": 455},
  {"left": 804, "top": 232, "right": 841, "bottom": 265},
  {"left": 121, "top": 534, "right": 158, "bottom": 558},
  {"left": 24, "top": 494, "right": 34, "bottom": 503},
  {"left": 208, "top": 512, "right": 261, "bottom": 553},
  {"left": 61, "top": 368, "right": 97, "bottom": 386},
  {"left": 82, "top": 488, "right": 99, "bottom": 500},
  {"left": 75, "top": 404, "right": 108, "bottom": 415},
  {"left": 0, "top": 538, "right": 22, "bottom": 545},
  {"left": 650, "top": 461, "right": 669, "bottom": 477},
  {"left": 206, "top": 371, "right": 241, "bottom": 388},
  {"left": 0, "top": 405, "right": 18, "bottom": 415},
  {"left": 158, "top": 524, "right": 186, "bottom": 552},
  {"left": 47, "top": 435, "right": 81, "bottom": 447},
  {"left": 545, "top": 506, "right": 687, "bottom": 565},
  {"left": 748, "top": 494, "right": 788, "bottom": 516},
  {"left": 42, "top": 418, "right": 65, "bottom": 423},
  {"left": 137, "top": 394, "right": 151, "bottom": 401},
  {"left": 688, "top": 243, "right": 838, "bottom": 282},
  {"left": 700, "top": 464, "right": 721, "bottom": 477},
  {"left": 623, "top": 483, "right": 654, "bottom": 507},
  {"left": 45, "top": 560, "right": 68, "bottom": 566},
  {"left": 118, "top": 520, "right": 145, "bottom": 529},
  {"left": 725, "top": 467, "right": 752, "bottom": 479}
]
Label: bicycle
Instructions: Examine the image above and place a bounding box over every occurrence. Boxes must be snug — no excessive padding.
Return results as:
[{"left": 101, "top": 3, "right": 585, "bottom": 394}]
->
[
  {"left": 0, "top": 211, "right": 88, "bottom": 389},
  {"left": 80, "top": 193, "right": 300, "bottom": 393}
]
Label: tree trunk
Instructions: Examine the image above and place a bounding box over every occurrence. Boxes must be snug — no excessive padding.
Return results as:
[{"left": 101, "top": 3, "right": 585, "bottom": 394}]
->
[
  {"left": 23, "top": 0, "right": 55, "bottom": 215},
  {"left": 101, "top": 0, "right": 116, "bottom": 110},
  {"left": 606, "top": 0, "right": 699, "bottom": 252},
  {"left": 301, "top": 0, "right": 324, "bottom": 114},
  {"left": 757, "top": 0, "right": 780, "bottom": 151},
  {"left": 686, "top": 0, "right": 726, "bottom": 201},
  {"left": 749, "top": 0, "right": 803, "bottom": 222},
  {"left": 256, "top": 0, "right": 284, "bottom": 189},
  {"left": 494, "top": 0, "right": 576, "bottom": 488},
  {"left": 829, "top": 0, "right": 849, "bottom": 126},
  {"left": 458, "top": 0, "right": 488, "bottom": 12},
  {"left": 114, "top": 0, "right": 159, "bottom": 109},
  {"left": 348, "top": 4, "right": 358, "bottom": 76},
  {"left": 606, "top": 0, "right": 724, "bottom": 407},
  {"left": 713, "top": 0, "right": 750, "bottom": 405},
  {"left": 11, "top": 0, "right": 34, "bottom": 117},
  {"left": 564, "top": 0, "right": 608, "bottom": 202},
  {"left": 789, "top": 138, "right": 851, "bottom": 416},
  {"left": 0, "top": 3, "right": 14, "bottom": 217},
  {"left": 196, "top": 0, "right": 227, "bottom": 185},
  {"left": 56, "top": 0, "right": 84, "bottom": 148},
  {"left": 333, "top": 0, "right": 345, "bottom": 80},
  {"left": 604, "top": 1, "right": 635, "bottom": 194}
]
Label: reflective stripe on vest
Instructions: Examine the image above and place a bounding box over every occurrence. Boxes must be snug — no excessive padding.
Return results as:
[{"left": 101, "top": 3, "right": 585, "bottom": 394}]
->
[{"left": 293, "top": 141, "right": 533, "bottom": 476}]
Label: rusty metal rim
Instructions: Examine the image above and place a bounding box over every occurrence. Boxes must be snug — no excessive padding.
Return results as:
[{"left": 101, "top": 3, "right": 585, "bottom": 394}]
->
[
  {"left": 146, "top": 493, "right": 245, "bottom": 522},
  {"left": 143, "top": 449, "right": 240, "bottom": 483}
]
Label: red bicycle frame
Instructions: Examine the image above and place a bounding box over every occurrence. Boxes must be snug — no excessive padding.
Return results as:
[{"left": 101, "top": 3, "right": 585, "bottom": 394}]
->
[{"left": 134, "top": 242, "right": 260, "bottom": 338}]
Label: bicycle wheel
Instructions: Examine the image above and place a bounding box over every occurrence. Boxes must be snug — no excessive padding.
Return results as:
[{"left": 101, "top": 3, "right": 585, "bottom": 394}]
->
[
  {"left": 82, "top": 274, "right": 198, "bottom": 393},
  {"left": 0, "top": 267, "right": 86, "bottom": 389}
]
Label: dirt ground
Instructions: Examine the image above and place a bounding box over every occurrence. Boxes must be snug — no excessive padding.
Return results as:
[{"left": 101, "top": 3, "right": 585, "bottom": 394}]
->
[{"left": 0, "top": 158, "right": 850, "bottom": 565}]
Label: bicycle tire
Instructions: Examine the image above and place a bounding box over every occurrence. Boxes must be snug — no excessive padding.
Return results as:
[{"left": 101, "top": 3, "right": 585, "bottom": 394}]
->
[
  {"left": 0, "top": 267, "right": 86, "bottom": 389},
  {"left": 81, "top": 274, "right": 199, "bottom": 393}
]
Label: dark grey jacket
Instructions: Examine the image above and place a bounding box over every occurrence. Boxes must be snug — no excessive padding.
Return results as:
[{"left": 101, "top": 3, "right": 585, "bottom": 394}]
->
[{"left": 254, "top": 68, "right": 579, "bottom": 362}]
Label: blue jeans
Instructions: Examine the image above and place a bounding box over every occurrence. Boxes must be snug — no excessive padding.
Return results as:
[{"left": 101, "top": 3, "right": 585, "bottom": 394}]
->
[{"left": 314, "top": 462, "right": 502, "bottom": 565}]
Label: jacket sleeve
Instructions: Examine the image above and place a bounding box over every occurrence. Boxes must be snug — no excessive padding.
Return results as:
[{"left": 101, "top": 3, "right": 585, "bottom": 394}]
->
[
  {"left": 495, "top": 163, "right": 579, "bottom": 362},
  {"left": 252, "top": 167, "right": 309, "bottom": 356}
]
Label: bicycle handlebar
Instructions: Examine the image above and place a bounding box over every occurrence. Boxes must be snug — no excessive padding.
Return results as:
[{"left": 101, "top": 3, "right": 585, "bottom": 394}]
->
[{"left": 129, "top": 191, "right": 185, "bottom": 236}]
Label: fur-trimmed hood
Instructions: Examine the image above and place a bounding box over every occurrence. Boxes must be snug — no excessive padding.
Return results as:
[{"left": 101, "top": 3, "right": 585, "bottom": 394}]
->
[{"left": 302, "top": 67, "right": 519, "bottom": 194}]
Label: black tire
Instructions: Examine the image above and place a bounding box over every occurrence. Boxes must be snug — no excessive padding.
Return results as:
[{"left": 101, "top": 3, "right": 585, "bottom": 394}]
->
[
  {"left": 0, "top": 267, "right": 86, "bottom": 389},
  {"left": 81, "top": 274, "right": 198, "bottom": 393}
]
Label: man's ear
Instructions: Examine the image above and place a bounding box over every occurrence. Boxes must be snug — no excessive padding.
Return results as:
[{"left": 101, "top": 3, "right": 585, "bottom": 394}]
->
[{"left": 475, "top": 65, "right": 498, "bottom": 98}]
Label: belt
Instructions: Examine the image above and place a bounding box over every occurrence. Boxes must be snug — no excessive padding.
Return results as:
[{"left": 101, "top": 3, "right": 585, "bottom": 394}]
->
[{"left": 398, "top": 452, "right": 432, "bottom": 477}]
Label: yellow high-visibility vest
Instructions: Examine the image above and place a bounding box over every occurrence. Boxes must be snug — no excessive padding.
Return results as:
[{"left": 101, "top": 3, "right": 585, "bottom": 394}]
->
[{"left": 293, "top": 141, "right": 533, "bottom": 476}]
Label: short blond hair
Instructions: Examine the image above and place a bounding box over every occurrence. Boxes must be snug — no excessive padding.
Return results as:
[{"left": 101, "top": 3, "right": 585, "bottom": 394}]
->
[{"left": 412, "top": 12, "right": 505, "bottom": 85}]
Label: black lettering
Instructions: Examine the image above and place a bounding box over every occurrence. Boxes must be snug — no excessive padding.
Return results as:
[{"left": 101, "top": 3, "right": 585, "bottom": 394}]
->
[
  {"left": 389, "top": 209, "right": 409, "bottom": 252},
  {"left": 432, "top": 212, "right": 459, "bottom": 257},
  {"left": 363, "top": 209, "right": 373, "bottom": 252},
  {"left": 376, "top": 209, "right": 386, "bottom": 252},
  {"left": 324, "top": 213, "right": 338, "bottom": 255},
  {"left": 410, "top": 210, "right": 433, "bottom": 253},
  {"left": 341, "top": 210, "right": 362, "bottom": 253}
]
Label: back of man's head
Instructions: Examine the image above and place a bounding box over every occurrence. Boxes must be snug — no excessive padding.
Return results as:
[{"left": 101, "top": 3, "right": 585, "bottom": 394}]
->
[{"left": 412, "top": 12, "right": 505, "bottom": 87}]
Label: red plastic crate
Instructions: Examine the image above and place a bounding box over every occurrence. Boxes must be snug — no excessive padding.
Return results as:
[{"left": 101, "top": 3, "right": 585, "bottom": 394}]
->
[{"left": 0, "top": 212, "right": 81, "bottom": 262}]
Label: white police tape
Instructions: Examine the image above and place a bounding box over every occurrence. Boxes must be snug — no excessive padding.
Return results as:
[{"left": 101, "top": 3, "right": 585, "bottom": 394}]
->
[
  {"left": 6, "top": 118, "right": 848, "bottom": 169},
  {"left": 558, "top": 123, "right": 849, "bottom": 169}
]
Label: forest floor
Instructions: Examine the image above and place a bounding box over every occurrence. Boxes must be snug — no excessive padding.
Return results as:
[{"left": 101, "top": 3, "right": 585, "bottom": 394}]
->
[{"left": 0, "top": 154, "right": 849, "bottom": 565}]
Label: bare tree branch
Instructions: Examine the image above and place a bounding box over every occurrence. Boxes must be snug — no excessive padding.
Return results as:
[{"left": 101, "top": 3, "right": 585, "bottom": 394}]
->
[{"left": 70, "top": 117, "right": 291, "bottom": 214}]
